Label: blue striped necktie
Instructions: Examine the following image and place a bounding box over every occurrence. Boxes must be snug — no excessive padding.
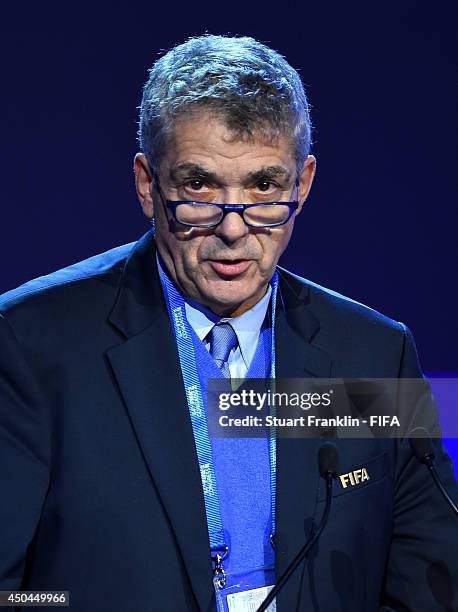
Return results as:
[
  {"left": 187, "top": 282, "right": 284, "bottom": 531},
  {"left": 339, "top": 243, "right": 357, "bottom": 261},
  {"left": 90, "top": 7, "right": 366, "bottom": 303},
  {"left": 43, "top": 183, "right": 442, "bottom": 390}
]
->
[{"left": 207, "top": 322, "right": 238, "bottom": 378}]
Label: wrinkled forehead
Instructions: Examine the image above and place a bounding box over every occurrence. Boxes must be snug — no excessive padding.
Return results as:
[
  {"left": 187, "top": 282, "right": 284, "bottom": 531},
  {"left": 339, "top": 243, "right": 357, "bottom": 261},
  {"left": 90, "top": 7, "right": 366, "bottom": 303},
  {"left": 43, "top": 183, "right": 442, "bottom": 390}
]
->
[{"left": 157, "top": 110, "right": 297, "bottom": 184}]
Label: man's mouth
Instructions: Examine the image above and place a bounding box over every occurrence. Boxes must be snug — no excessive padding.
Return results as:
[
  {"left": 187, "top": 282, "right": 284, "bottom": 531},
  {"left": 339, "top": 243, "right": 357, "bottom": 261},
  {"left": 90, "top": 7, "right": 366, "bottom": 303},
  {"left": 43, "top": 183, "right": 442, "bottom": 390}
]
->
[{"left": 208, "top": 259, "right": 252, "bottom": 277}]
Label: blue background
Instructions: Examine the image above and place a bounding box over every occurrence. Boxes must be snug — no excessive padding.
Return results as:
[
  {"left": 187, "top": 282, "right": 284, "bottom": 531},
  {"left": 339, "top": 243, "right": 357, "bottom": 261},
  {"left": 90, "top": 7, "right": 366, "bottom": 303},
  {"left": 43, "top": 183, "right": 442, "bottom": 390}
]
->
[{"left": 1, "top": 1, "right": 456, "bottom": 462}]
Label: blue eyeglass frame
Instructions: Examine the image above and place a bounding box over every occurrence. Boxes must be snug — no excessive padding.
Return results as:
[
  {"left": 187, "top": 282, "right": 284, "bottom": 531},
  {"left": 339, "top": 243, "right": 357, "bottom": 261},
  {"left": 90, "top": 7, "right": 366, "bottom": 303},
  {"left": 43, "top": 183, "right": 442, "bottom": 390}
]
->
[{"left": 152, "top": 173, "right": 300, "bottom": 228}]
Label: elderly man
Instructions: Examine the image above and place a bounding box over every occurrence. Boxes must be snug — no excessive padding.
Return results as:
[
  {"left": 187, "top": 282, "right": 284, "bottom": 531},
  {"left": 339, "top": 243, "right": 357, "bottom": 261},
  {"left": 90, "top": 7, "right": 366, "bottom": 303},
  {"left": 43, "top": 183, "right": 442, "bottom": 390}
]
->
[{"left": 0, "top": 35, "right": 457, "bottom": 612}]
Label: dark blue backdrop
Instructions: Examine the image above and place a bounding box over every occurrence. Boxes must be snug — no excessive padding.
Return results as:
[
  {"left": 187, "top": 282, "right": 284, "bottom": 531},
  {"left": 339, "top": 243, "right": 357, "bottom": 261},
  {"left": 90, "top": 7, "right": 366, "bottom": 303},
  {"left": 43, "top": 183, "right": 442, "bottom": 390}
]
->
[{"left": 1, "top": 2, "right": 456, "bottom": 459}]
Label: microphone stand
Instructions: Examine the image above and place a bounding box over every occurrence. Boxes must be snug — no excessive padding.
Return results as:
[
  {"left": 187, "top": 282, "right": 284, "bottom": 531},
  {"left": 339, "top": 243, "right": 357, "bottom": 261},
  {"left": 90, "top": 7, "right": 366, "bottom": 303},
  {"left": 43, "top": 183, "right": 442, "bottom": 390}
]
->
[
  {"left": 422, "top": 454, "right": 458, "bottom": 517},
  {"left": 256, "top": 473, "right": 334, "bottom": 612},
  {"left": 409, "top": 428, "right": 458, "bottom": 518}
]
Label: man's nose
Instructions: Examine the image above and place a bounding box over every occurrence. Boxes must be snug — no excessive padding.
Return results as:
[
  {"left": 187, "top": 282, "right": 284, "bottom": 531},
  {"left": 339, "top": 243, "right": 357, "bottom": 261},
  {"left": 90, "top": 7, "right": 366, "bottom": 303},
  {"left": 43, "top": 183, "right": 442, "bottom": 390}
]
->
[
  {"left": 214, "top": 209, "right": 249, "bottom": 243},
  {"left": 213, "top": 189, "right": 250, "bottom": 243}
]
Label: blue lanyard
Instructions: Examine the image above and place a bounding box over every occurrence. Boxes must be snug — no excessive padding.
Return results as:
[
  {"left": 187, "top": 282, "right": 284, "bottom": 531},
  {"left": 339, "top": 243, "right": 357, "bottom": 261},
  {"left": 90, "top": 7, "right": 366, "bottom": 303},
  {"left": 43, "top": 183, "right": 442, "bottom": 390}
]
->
[{"left": 158, "top": 262, "right": 278, "bottom": 585}]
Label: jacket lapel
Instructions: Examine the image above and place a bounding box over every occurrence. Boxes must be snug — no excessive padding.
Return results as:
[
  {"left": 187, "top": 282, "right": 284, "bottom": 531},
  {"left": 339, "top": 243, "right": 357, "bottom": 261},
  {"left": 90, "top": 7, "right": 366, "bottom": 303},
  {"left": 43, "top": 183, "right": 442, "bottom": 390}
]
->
[
  {"left": 106, "top": 232, "right": 214, "bottom": 611},
  {"left": 274, "top": 267, "right": 333, "bottom": 609}
]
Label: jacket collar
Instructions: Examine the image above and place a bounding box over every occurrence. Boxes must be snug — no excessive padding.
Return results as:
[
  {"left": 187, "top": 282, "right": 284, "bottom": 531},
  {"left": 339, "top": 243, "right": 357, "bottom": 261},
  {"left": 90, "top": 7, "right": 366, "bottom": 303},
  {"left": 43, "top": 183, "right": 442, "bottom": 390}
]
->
[{"left": 108, "top": 231, "right": 166, "bottom": 338}]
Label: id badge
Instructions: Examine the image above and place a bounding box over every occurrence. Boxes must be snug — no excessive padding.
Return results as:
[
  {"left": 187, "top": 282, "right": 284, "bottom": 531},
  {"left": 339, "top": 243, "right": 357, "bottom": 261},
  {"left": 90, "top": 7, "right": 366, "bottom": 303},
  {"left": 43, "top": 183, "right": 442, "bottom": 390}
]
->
[{"left": 226, "top": 585, "right": 276, "bottom": 611}]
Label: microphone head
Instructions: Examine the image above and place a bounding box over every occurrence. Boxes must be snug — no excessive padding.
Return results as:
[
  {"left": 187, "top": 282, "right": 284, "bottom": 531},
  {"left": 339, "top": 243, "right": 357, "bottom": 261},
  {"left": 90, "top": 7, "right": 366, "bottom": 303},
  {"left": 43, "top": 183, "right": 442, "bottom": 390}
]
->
[
  {"left": 319, "top": 442, "right": 339, "bottom": 478},
  {"left": 409, "top": 427, "right": 435, "bottom": 463}
]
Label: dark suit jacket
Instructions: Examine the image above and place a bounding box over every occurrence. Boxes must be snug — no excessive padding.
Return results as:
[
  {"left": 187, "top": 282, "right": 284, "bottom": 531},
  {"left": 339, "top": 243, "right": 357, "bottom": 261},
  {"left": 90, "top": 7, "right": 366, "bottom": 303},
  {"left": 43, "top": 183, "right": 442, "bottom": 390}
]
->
[{"left": 1, "top": 230, "right": 457, "bottom": 611}]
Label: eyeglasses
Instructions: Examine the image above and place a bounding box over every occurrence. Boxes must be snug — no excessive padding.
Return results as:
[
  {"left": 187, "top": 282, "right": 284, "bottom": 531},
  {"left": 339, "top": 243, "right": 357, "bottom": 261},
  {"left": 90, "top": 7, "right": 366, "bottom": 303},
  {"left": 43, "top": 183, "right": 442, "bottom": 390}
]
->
[{"left": 152, "top": 174, "right": 300, "bottom": 228}]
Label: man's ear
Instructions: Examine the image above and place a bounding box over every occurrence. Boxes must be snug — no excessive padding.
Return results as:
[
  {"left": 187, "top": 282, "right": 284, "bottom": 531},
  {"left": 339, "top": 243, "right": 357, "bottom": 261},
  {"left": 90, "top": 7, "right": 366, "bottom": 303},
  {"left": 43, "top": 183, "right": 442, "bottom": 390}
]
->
[
  {"left": 134, "top": 153, "right": 155, "bottom": 219},
  {"left": 296, "top": 155, "right": 317, "bottom": 215}
]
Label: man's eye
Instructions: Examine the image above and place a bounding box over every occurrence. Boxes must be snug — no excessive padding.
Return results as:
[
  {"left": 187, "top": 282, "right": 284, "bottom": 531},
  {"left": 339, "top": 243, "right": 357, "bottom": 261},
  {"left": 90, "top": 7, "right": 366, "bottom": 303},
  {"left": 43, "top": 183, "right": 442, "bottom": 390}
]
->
[
  {"left": 257, "top": 181, "right": 275, "bottom": 192},
  {"left": 185, "top": 180, "right": 204, "bottom": 191}
]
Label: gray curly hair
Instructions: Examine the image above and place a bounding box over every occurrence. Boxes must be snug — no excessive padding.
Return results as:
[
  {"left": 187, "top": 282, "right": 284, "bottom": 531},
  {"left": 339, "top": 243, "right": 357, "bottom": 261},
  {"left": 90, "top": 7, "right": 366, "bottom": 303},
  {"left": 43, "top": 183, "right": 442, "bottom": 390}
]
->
[{"left": 138, "top": 35, "right": 312, "bottom": 176}]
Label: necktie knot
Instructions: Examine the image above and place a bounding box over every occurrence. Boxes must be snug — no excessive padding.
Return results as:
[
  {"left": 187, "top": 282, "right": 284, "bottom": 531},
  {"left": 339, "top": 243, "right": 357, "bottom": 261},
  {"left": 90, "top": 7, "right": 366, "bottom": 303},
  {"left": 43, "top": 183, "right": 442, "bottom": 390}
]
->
[{"left": 208, "top": 322, "right": 238, "bottom": 375}]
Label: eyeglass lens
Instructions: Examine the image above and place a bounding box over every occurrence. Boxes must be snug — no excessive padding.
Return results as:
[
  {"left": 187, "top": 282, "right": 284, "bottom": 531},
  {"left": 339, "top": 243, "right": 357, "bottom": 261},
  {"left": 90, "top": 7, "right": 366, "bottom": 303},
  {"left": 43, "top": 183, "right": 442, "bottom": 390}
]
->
[{"left": 175, "top": 203, "right": 292, "bottom": 227}]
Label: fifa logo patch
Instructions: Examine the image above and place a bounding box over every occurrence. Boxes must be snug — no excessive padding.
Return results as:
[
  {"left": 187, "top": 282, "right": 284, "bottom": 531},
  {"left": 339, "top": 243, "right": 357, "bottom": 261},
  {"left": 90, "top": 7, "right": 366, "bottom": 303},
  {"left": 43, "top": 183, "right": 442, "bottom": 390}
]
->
[{"left": 339, "top": 468, "right": 370, "bottom": 489}]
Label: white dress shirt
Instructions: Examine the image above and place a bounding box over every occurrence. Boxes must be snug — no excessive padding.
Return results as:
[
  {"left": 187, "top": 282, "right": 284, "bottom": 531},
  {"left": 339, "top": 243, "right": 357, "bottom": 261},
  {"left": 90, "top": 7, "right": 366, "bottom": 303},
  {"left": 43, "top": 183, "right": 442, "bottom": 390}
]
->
[{"left": 185, "top": 287, "right": 272, "bottom": 379}]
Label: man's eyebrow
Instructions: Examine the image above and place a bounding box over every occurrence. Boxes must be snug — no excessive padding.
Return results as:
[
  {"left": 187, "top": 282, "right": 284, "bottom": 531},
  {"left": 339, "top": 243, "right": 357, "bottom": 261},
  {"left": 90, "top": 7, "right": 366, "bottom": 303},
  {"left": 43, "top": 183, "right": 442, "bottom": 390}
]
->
[
  {"left": 169, "top": 163, "right": 292, "bottom": 185},
  {"left": 245, "top": 166, "right": 292, "bottom": 184},
  {"left": 169, "top": 164, "right": 219, "bottom": 184}
]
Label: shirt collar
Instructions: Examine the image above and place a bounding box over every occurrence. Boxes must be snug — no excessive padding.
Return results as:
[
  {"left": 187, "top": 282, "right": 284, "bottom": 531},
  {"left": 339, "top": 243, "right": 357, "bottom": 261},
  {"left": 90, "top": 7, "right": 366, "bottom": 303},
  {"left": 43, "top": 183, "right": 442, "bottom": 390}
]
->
[{"left": 185, "top": 286, "right": 272, "bottom": 369}]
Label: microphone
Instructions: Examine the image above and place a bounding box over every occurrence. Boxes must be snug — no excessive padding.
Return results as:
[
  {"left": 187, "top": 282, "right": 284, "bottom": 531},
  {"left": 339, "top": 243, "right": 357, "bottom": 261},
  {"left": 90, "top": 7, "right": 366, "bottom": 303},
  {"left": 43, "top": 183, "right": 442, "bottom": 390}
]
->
[
  {"left": 409, "top": 427, "right": 458, "bottom": 517},
  {"left": 256, "top": 442, "right": 339, "bottom": 612}
]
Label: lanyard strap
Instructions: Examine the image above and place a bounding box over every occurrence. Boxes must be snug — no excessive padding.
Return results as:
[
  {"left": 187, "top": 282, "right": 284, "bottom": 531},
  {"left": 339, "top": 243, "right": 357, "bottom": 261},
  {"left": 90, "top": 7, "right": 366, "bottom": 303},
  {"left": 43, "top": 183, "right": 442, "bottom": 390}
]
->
[{"left": 158, "top": 262, "right": 278, "bottom": 568}]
